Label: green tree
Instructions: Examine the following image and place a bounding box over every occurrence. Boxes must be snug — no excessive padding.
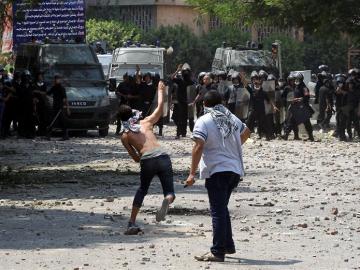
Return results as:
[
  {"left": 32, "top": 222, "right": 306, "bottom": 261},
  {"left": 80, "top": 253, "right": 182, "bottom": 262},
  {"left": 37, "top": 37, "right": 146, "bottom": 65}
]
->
[
  {"left": 187, "top": 0, "right": 360, "bottom": 37},
  {"left": 204, "top": 25, "right": 251, "bottom": 56},
  {"left": 303, "top": 34, "right": 350, "bottom": 73},
  {"left": 86, "top": 19, "right": 141, "bottom": 50},
  {"left": 143, "top": 25, "right": 212, "bottom": 74},
  {"left": 262, "top": 34, "right": 304, "bottom": 74}
]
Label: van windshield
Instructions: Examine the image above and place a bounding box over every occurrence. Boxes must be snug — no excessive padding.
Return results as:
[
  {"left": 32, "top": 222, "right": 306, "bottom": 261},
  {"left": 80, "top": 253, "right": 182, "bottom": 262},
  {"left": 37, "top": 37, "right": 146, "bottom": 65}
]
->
[
  {"left": 44, "top": 66, "right": 104, "bottom": 82},
  {"left": 114, "top": 50, "right": 163, "bottom": 64},
  {"left": 42, "top": 45, "right": 97, "bottom": 65}
]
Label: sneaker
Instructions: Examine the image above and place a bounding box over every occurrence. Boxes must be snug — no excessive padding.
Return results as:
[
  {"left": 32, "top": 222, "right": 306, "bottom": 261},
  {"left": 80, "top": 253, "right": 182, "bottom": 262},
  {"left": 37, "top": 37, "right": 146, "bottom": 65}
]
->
[
  {"left": 194, "top": 252, "right": 224, "bottom": 262},
  {"left": 156, "top": 198, "right": 170, "bottom": 222},
  {"left": 124, "top": 222, "right": 142, "bottom": 235}
]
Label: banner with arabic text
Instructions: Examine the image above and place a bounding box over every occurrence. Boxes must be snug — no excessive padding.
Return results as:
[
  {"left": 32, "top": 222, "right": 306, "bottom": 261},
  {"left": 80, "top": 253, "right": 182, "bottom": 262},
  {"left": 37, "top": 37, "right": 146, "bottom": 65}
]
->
[{"left": 13, "top": 0, "right": 85, "bottom": 49}]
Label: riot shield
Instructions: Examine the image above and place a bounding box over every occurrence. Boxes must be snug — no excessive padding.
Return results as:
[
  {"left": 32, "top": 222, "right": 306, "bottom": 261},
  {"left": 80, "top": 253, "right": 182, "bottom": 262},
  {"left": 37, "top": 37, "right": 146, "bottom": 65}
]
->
[
  {"left": 187, "top": 85, "right": 197, "bottom": 119},
  {"left": 235, "top": 87, "right": 250, "bottom": 120},
  {"left": 262, "top": 80, "right": 275, "bottom": 115}
]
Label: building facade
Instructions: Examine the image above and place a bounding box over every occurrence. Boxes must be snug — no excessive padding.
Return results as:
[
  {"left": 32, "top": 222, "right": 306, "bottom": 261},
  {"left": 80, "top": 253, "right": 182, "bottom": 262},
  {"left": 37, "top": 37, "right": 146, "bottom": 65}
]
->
[
  {"left": 86, "top": 0, "right": 208, "bottom": 35},
  {"left": 86, "top": 0, "right": 303, "bottom": 41}
]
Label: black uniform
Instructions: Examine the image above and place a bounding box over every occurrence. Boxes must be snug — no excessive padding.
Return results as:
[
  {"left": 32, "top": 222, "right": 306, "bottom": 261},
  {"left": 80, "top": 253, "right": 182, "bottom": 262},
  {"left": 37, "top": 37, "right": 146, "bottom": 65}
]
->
[
  {"left": 335, "top": 86, "right": 352, "bottom": 140},
  {"left": 17, "top": 81, "right": 35, "bottom": 138},
  {"left": 172, "top": 77, "right": 192, "bottom": 137},
  {"left": 284, "top": 83, "right": 314, "bottom": 141},
  {"left": 274, "top": 85, "right": 284, "bottom": 136},
  {"left": 138, "top": 82, "right": 156, "bottom": 117},
  {"left": 346, "top": 77, "right": 360, "bottom": 138},
  {"left": 2, "top": 80, "right": 19, "bottom": 137},
  {"left": 47, "top": 83, "right": 68, "bottom": 139},
  {"left": 318, "top": 83, "right": 334, "bottom": 128},
  {"left": 246, "top": 86, "right": 272, "bottom": 140},
  {"left": 33, "top": 81, "right": 49, "bottom": 135},
  {"left": 281, "top": 85, "right": 299, "bottom": 139}
]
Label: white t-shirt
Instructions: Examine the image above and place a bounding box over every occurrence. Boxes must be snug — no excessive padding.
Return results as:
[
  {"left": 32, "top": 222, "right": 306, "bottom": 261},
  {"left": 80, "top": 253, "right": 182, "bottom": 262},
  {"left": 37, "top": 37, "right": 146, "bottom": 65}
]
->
[{"left": 192, "top": 113, "right": 246, "bottom": 179}]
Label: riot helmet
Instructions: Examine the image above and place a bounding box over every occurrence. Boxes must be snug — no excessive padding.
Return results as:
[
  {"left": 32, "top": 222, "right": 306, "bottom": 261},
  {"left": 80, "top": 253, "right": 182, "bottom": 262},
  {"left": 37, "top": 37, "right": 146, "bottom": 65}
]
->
[
  {"left": 354, "top": 68, "right": 360, "bottom": 78},
  {"left": 336, "top": 75, "right": 346, "bottom": 86},
  {"left": 198, "top": 72, "right": 206, "bottom": 84},
  {"left": 267, "top": 74, "right": 276, "bottom": 81},
  {"left": 250, "top": 71, "right": 259, "bottom": 80},
  {"left": 217, "top": 70, "right": 227, "bottom": 81},
  {"left": 348, "top": 69, "right": 356, "bottom": 77},
  {"left": 231, "top": 71, "right": 241, "bottom": 85},
  {"left": 278, "top": 78, "right": 286, "bottom": 88},
  {"left": 294, "top": 72, "right": 303, "bottom": 86},
  {"left": 287, "top": 72, "right": 295, "bottom": 81},
  {"left": 258, "top": 70, "right": 268, "bottom": 80},
  {"left": 318, "top": 65, "right": 329, "bottom": 72},
  {"left": 21, "top": 70, "right": 32, "bottom": 84}
]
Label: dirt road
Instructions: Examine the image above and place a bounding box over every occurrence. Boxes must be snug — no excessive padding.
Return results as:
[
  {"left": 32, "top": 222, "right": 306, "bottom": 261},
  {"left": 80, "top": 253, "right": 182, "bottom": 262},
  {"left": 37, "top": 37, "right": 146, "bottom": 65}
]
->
[{"left": 0, "top": 126, "right": 359, "bottom": 270}]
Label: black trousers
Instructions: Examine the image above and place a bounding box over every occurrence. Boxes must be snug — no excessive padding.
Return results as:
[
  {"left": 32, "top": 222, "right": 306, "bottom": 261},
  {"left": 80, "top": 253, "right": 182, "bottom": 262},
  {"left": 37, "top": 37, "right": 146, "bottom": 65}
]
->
[
  {"left": 337, "top": 110, "right": 349, "bottom": 140},
  {"left": 285, "top": 117, "right": 313, "bottom": 139},
  {"left": 246, "top": 110, "right": 272, "bottom": 139}
]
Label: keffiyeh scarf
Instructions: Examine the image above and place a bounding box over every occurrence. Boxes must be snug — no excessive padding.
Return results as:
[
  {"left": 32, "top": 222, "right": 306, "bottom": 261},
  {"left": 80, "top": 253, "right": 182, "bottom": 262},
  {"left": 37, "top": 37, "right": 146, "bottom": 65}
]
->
[
  {"left": 120, "top": 110, "right": 142, "bottom": 134},
  {"left": 204, "top": 104, "right": 239, "bottom": 139}
]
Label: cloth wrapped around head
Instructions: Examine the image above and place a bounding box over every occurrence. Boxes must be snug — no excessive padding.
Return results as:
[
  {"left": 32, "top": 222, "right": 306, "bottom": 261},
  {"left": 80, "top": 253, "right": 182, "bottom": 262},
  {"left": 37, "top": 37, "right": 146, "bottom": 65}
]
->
[
  {"left": 204, "top": 104, "right": 239, "bottom": 139},
  {"left": 120, "top": 110, "right": 142, "bottom": 134}
]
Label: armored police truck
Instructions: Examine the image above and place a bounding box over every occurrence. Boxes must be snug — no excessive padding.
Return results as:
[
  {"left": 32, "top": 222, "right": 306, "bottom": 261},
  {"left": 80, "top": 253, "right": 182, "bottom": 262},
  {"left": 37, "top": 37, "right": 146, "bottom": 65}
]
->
[
  {"left": 212, "top": 47, "right": 278, "bottom": 79},
  {"left": 15, "top": 43, "right": 111, "bottom": 137}
]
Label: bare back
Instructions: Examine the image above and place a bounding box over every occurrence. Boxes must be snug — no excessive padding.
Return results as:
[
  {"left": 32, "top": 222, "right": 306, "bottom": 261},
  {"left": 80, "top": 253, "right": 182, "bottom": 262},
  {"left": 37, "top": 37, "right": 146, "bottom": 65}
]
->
[
  {"left": 120, "top": 80, "right": 166, "bottom": 162},
  {"left": 126, "top": 119, "right": 160, "bottom": 155}
]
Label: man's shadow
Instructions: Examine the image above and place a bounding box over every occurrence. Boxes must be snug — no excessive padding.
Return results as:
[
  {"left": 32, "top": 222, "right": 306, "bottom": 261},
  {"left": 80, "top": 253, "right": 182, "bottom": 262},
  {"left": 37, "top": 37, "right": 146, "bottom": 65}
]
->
[{"left": 225, "top": 256, "right": 302, "bottom": 266}]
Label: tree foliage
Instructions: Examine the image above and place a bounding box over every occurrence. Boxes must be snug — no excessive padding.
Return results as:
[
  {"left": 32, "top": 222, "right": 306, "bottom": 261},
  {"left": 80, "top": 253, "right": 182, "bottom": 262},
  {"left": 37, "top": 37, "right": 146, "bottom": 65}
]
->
[
  {"left": 303, "top": 34, "right": 350, "bottom": 73},
  {"left": 143, "top": 25, "right": 212, "bottom": 74},
  {"left": 187, "top": 0, "right": 360, "bottom": 37},
  {"left": 86, "top": 19, "right": 141, "bottom": 50},
  {"left": 203, "top": 25, "right": 251, "bottom": 56},
  {"left": 262, "top": 34, "right": 304, "bottom": 74}
]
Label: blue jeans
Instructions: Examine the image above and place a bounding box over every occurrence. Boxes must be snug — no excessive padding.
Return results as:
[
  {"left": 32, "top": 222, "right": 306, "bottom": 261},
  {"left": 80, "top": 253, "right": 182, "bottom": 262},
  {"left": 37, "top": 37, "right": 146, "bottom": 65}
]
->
[
  {"left": 205, "top": 171, "right": 240, "bottom": 258},
  {"left": 133, "top": 154, "right": 175, "bottom": 208}
]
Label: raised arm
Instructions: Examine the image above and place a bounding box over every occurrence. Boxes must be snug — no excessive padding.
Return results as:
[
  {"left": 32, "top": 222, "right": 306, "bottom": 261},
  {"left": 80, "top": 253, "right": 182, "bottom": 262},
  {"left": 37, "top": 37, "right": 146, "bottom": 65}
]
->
[{"left": 145, "top": 80, "right": 165, "bottom": 125}]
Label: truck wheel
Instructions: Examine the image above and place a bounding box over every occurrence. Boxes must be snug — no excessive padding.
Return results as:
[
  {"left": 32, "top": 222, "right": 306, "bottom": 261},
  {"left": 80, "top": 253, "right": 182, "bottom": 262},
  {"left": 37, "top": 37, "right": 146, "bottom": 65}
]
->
[{"left": 99, "top": 127, "right": 109, "bottom": 137}]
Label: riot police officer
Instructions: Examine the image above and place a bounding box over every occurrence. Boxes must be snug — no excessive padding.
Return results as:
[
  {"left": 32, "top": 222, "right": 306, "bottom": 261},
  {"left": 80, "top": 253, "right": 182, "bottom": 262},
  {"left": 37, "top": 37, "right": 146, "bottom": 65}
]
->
[
  {"left": 283, "top": 72, "right": 314, "bottom": 141},
  {"left": 216, "top": 71, "right": 230, "bottom": 106},
  {"left": 315, "top": 65, "right": 329, "bottom": 106},
  {"left": 247, "top": 71, "right": 277, "bottom": 140},
  {"left": 335, "top": 74, "right": 350, "bottom": 141},
  {"left": 228, "top": 72, "right": 250, "bottom": 122},
  {"left": 318, "top": 72, "right": 335, "bottom": 129},
  {"left": 346, "top": 68, "right": 360, "bottom": 139},
  {"left": 17, "top": 71, "right": 36, "bottom": 138}
]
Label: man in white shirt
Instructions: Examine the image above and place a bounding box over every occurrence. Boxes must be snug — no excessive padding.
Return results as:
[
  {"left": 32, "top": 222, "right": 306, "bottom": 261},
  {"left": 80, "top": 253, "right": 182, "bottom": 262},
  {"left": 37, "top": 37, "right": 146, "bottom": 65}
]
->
[{"left": 185, "top": 90, "right": 251, "bottom": 262}]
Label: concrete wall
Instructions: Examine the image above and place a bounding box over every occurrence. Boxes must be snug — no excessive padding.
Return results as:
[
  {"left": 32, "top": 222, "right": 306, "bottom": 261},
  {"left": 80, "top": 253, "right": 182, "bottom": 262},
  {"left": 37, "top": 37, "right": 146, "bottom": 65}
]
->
[{"left": 156, "top": 5, "right": 209, "bottom": 35}]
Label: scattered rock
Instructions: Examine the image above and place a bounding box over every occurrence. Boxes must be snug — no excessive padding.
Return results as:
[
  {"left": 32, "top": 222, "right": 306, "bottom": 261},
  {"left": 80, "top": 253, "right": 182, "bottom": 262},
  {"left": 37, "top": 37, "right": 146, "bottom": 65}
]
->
[{"left": 105, "top": 197, "right": 114, "bottom": 202}]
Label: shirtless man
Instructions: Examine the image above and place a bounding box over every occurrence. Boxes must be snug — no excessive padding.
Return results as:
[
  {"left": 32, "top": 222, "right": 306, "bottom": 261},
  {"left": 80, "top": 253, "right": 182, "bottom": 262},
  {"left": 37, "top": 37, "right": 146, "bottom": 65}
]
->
[{"left": 118, "top": 81, "right": 175, "bottom": 234}]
